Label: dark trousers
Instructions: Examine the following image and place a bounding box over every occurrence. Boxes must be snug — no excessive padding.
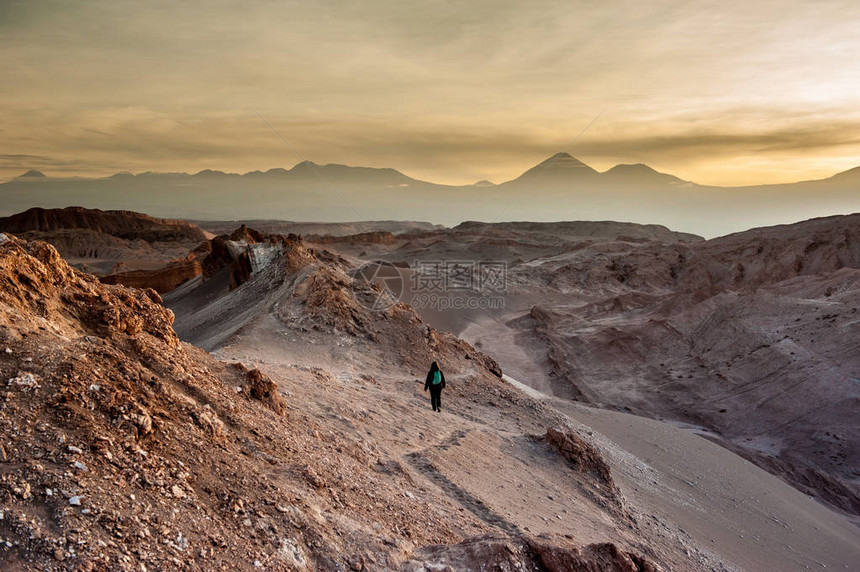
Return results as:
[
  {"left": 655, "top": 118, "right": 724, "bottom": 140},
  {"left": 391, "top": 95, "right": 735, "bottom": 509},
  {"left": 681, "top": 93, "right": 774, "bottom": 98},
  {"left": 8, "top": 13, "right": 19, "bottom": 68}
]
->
[{"left": 429, "top": 386, "right": 442, "bottom": 411}]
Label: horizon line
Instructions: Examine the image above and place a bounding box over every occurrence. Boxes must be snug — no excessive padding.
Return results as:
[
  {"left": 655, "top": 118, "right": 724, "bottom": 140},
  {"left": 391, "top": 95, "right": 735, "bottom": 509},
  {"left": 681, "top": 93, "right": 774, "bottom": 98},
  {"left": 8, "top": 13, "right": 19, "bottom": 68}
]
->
[{"left": 5, "top": 154, "right": 858, "bottom": 189}]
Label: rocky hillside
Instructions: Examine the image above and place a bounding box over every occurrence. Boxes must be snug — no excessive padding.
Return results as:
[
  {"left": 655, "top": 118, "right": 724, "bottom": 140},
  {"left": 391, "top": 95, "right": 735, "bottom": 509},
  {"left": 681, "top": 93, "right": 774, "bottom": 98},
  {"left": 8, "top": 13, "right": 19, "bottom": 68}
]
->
[
  {"left": 0, "top": 233, "right": 671, "bottom": 571},
  {"left": 165, "top": 227, "right": 504, "bottom": 382},
  {"left": 196, "top": 220, "right": 443, "bottom": 238},
  {"left": 453, "top": 220, "right": 703, "bottom": 244},
  {"left": 101, "top": 224, "right": 280, "bottom": 294}
]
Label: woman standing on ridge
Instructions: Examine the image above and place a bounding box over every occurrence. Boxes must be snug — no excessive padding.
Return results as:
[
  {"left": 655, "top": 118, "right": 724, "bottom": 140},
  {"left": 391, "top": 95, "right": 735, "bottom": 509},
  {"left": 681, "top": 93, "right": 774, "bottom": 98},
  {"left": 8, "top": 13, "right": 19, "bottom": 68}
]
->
[{"left": 424, "top": 361, "right": 446, "bottom": 412}]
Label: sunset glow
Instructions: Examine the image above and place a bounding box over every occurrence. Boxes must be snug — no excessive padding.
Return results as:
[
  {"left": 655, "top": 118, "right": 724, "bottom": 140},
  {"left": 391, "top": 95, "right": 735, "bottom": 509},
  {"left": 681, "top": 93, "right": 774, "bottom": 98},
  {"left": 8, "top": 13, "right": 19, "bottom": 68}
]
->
[{"left": 1, "top": 0, "right": 858, "bottom": 186}]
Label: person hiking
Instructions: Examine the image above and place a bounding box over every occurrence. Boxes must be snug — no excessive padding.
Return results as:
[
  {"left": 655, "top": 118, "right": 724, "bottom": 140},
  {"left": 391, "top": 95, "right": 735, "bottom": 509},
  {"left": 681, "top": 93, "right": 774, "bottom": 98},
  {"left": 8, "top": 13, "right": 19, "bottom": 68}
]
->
[{"left": 424, "top": 361, "right": 446, "bottom": 412}]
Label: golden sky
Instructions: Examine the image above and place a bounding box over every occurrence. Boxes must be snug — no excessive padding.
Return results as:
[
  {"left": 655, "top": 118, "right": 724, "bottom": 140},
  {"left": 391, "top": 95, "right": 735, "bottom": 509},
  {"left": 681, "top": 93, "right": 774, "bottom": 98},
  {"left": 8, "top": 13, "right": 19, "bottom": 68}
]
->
[{"left": 1, "top": 0, "right": 858, "bottom": 185}]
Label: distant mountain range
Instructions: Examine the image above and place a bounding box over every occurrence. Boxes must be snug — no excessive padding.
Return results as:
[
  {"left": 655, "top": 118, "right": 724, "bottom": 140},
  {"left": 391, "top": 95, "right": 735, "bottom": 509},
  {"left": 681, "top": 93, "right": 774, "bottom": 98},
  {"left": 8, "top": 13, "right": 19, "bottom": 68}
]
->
[{"left": 2, "top": 153, "right": 858, "bottom": 238}]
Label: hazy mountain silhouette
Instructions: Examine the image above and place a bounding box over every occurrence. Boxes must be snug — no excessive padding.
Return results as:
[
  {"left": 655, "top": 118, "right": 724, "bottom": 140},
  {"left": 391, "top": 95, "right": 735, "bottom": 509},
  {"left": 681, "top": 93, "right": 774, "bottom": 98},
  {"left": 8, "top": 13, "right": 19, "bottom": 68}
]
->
[
  {"left": 505, "top": 152, "right": 599, "bottom": 184},
  {"left": 827, "top": 165, "right": 860, "bottom": 185},
  {"left": 600, "top": 163, "right": 686, "bottom": 186},
  {"left": 2, "top": 156, "right": 858, "bottom": 238},
  {"left": 17, "top": 169, "right": 46, "bottom": 178}
]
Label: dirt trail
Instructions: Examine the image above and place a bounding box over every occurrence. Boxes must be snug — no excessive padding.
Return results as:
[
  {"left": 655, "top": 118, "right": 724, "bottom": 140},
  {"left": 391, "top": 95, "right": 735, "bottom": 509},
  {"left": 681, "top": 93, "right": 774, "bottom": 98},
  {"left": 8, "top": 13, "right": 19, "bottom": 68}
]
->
[{"left": 405, "top": 443, "right": 524, "bottom": 537}]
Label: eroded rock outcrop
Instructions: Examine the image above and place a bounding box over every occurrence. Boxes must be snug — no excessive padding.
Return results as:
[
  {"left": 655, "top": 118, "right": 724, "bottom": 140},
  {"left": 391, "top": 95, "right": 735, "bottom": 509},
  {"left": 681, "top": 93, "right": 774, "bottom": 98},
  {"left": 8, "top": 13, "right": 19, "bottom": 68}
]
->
[
  {"left": 0, "top": 206, "right": 207, "bottom": 242},
  {"left": 230, "top": 362, "right": 287, "bottom": 416},
  {"left": 406, "top": 535, "right": 662, "bottom": 572},
  {"left": 309, "top": 231, "right": 397, "bottom": 245},
  {"left": 0, "top": 207, "right": 210, "bottom": 282},
  {"left": 100, "top": 250, "right": 207, "bottom": 293},
  {"left": 541, "top": 427, "right": 615, "bottom": 487}
]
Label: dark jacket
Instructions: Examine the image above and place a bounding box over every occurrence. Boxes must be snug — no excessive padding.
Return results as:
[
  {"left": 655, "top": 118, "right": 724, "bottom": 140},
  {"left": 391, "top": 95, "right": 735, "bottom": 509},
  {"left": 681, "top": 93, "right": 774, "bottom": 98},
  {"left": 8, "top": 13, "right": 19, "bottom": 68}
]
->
[{"left": 424, "top": 368, "right": 446, "bottom": 391}]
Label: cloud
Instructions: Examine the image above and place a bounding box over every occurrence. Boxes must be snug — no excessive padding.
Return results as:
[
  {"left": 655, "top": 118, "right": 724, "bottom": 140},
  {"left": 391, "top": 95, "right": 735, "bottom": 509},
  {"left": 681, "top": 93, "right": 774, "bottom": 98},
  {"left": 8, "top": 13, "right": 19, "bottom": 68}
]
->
[
  {"left": 0, "top": 154, "right": 127, "bottom": 179},
  {"left": 573, "top": 123, "right": 860, "bottom": 160},
  {"left": 1, "top": 1, "right": 859, "bottom": 186},
  {"left": 2, "top": 108, "right": 858, "bottom": 186}
]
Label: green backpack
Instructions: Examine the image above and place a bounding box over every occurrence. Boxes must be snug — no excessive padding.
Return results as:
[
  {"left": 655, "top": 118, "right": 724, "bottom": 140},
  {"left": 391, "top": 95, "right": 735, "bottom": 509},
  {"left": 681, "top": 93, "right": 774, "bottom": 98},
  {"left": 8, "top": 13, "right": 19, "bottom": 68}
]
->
[{"left": 432, "top": 371, "right": 442, "bottom": 385}]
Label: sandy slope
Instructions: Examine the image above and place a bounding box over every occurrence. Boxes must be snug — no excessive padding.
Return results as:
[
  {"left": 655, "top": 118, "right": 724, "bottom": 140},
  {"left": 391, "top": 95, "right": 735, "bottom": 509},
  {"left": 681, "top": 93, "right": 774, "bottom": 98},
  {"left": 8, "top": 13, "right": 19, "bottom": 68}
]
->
[
  {"left": 206, "top": 309, "right": 860, "bottom": 572},
  {"left": 161, "top": 227, "right": 860, "bottom": 571},
  {"left": 549, "top": 398, "right": 860, "bottom": 571},
  {"left": 503, "top": 376, "right": 860, "bottom": 570}
]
